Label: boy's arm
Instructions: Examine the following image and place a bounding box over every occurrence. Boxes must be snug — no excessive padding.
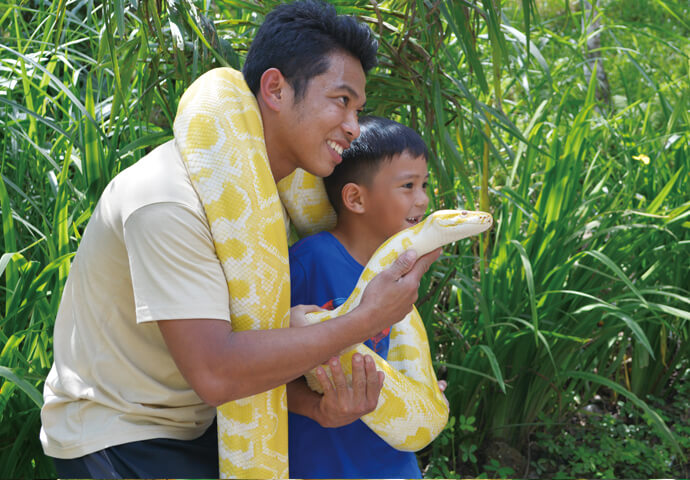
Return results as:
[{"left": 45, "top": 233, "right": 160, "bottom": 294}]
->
[{"left": 287, "top": 353, "right": 384, "bottom": 428}]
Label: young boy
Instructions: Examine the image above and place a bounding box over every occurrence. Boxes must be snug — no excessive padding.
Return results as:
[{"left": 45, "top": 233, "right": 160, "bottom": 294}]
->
[{"left": 287, "top": 116, "right": 433, "bottom": 479}]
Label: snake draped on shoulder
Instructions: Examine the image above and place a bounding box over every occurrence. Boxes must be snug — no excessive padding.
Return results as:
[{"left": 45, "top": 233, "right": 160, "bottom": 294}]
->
[{"left": 173, "top": 67, "right": 449, "bottom": 479}]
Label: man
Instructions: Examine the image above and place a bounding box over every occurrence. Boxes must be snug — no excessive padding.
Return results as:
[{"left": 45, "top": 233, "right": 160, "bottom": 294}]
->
[{"left": 40, "top": 1, "right": 439, "bottom": 478}]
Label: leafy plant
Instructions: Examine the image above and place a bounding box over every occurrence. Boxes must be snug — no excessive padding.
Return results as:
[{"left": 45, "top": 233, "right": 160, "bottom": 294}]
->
[{"left": 1, "top": 0, "right": 688, "bottom": 478}]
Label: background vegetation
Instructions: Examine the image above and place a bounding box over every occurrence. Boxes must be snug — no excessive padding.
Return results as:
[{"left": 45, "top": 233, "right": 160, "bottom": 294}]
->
[{"left": 1, "top": 0, "right": 688, "bottom": 477}]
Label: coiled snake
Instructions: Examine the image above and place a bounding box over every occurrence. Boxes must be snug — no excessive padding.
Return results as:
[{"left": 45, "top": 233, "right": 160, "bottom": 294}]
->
[{"left": 173, "top": 67, "right": 493, "bottom": 478}]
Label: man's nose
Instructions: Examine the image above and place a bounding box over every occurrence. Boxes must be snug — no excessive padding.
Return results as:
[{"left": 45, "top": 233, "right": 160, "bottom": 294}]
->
[{"left": 343, "top": 111, "right": 360, "bottom": 141}]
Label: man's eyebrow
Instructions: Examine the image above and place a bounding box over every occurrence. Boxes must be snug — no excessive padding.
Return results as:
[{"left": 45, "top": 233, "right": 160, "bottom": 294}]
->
[
  {"left": 336, "top": 84, "right": 366, "bottom": 107},
  {"left": 336, "top": 84, "right": 360, "bottom": 98}
]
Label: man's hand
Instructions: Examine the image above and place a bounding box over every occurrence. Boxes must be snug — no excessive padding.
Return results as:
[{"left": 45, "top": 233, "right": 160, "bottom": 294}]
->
[
  {"left": 357, "top": 248, "right": 441, "bottom": 337},
  {"left": 314, "top": 353, "right": 384, "bottom": 428},
  {"left": 287, "top": 353, "right": 384, "bottom": 428}
]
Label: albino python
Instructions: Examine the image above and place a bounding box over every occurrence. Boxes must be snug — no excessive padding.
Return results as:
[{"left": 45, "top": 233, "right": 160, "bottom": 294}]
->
[
  {"left": 173, "top": 67, "right": 493, "bottom": 478},
  {"left": 297, "top": 209, "right": 493, "bottom": 450}
]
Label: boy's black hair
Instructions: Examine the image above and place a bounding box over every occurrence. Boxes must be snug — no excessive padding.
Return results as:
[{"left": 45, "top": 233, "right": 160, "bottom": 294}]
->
[
  {"left": 325, "top": 116, "right": 429, "bottom": 214},
  {"left": 242, "top": 0, "right": 378, "bottom": 102}
]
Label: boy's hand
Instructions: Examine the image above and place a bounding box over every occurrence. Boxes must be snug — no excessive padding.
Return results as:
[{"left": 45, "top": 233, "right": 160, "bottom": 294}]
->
[
  {"left": 289, "top": 304, "right": 322, "bottom": 327},
  {"left": 358, "top": 248, "right": 441, "bottom": 337},
  {"left": 438, "top": 379, "right": 449, "bottom": 407},
  {"left": 313, "top": 353, "right": 384, "bottom": 428}
]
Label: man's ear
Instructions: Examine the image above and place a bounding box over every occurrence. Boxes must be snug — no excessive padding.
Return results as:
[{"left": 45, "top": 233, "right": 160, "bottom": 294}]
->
[
  {"left": 259, "top": 68, "right": 289, "bottom": 112},
  {"left": 341, "top": 183, "right": 366, "bottom": 214}
]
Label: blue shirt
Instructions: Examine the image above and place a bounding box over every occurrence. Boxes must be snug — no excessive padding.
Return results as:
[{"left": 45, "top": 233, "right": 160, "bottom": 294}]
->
[{"left": 288, "top": 231, "right": 422, "bottom": 479}]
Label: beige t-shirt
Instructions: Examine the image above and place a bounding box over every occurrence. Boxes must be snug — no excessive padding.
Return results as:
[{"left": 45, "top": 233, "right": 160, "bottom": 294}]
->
[{"left": 40, "top": 140, "right": 231, "bottom": 459}]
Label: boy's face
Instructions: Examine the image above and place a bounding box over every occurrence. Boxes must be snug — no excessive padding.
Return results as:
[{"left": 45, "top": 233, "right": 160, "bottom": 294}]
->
[
  {"left": 277, "top": 51, "right": 367, "bottom": 178},
  {"left": 361, "top": 151, "right": 430, "bottom": 243}
]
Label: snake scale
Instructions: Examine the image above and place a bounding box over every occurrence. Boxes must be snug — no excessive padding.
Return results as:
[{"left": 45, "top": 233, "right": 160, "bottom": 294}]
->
[{"left": 173, "top": 67, "right": 493, "bottom": 478}]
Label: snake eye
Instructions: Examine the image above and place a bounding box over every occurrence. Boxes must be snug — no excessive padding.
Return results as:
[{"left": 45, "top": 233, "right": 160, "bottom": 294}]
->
[{"left": 461, "top": 210, "right": 468, "bottom": 216}]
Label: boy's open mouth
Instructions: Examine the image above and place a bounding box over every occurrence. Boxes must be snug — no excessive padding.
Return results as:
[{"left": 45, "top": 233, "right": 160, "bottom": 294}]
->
[{"left": 406, "top": 215, "right": 422, "bottom": 225}]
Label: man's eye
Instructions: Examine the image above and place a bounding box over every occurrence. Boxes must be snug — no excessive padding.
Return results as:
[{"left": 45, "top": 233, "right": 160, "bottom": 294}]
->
[{"left": 340, "top": 96, "right": 349, "bottom": 106}]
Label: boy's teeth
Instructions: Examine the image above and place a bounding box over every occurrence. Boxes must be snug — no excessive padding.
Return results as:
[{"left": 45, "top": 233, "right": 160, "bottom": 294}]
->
[{"left": 327, "top": 141, "right": 343, "bottom": 155}]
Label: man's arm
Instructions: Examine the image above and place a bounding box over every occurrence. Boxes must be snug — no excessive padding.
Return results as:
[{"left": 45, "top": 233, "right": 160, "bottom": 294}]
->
[{"left": 158, "top": 248, "right": 439, "bottom": 406}]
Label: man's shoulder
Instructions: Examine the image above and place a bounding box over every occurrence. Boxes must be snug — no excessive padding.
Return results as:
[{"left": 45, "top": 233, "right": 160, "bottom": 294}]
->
[{"left": 103, "top": 140, "right": 203, "bottom": 222}]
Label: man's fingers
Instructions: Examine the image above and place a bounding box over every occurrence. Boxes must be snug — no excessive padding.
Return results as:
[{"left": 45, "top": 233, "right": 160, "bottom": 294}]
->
[
  {"left": 398, "top": 248, "right": 441, "bottom": 285},
  {"left": 364, "top": 355, "right": 383, "bottom": 405},
  {"left": 350, "top": 354, "right": 366, "bottom": 398},
  {"left": 386, "top": 249, "right": 418, "bottom": 280},
  {"left": 329, "top": 357, "right": 348, "bottom": 392},
  {"left": 314, "top": 366, "right": 333, "bottom": 394}
]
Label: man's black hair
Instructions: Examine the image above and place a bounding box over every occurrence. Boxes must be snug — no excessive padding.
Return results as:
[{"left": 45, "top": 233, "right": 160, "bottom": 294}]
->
[
  {"left": 242, "top": 0, "right": 378, "bottom": 101},
  {"left": 324, "top": 116, "right": 429, "bottom": 214}
]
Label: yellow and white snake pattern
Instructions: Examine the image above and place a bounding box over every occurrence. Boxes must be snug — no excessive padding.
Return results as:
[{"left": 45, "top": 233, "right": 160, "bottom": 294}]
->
[
  {"left": 299, "top": 209, "right": 493, "bottom": 451},
  {"left": 173, "top": 67, "right": 493, "bottom": 478}
]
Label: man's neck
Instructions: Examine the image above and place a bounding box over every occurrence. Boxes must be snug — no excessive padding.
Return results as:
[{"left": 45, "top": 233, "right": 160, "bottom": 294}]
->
[{"left": 257, "top": 95, "right": 294, "bottom": 183}]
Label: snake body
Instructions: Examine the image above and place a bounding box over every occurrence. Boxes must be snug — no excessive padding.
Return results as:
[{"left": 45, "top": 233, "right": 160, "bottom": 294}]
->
[
  {"left": 173, "top": 67, "right": 493, "bottom": 478},
  {"left": 300, "top": 210, "right": 493, "bottom": 450}
]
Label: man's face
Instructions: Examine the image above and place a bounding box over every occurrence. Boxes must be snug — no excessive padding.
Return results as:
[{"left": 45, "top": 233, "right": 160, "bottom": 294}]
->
[{"left": 278, "top": 51, "right": 367, "bottom": 178}]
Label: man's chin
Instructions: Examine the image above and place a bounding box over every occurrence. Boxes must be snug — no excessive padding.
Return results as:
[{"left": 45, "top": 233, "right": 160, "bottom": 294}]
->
[{"left": 311, "top": 164, "right": 336, "bottom": 178}]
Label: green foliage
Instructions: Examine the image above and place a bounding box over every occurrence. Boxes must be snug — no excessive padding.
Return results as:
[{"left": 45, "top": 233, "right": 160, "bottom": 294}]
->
[
  {"left": 530, "top": 368, "right": 690, "bottom": 478},
  {"left": 1, "top": 0, "right": 688, "bottom": 478}
]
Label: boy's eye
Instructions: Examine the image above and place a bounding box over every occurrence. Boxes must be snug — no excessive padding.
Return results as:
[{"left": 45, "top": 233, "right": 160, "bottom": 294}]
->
[
  {"left": 422, "top": 182, "right": 428, "bottom": 190},
  {"left": 403, "top": 182, "right": 414, "bottom": 189},
  {"left": 340, "top": 96, "right": 349, "bottom": 106}
]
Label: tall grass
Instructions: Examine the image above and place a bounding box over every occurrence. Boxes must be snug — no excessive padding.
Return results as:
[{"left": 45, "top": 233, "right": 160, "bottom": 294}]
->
[
  {"left": 416, "top": 1, "right": 689, "bottom": 475},
  {"left": 1, "top": 0, "right": 688, "bottom": 477}
]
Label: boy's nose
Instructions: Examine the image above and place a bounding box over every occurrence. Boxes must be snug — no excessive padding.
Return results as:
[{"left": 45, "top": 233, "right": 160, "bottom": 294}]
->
[{"left": 416, "top": 189, "right": 429, "bottom": 208}]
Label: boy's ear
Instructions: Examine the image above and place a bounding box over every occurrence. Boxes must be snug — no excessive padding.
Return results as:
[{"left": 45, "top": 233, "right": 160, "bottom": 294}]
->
[
  {"left": 259, "top": 68, "right": 289, "bottom": 112},
  {"left": 341, "top": 183, "right": 366, "bottom": 214}
]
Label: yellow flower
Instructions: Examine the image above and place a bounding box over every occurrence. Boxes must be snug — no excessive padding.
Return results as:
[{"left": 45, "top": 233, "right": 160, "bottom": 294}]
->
[{"left": 633, "top": 154, "right": 650, "bottom": 165}]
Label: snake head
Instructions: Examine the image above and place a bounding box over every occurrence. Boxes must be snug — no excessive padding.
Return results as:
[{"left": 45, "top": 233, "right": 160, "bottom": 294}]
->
[
  {"left": 423, "top": 210, "right": 494, "bottom": 246},
  {"left": 433, "top": 209, "right": 493, "bottom": 233}
]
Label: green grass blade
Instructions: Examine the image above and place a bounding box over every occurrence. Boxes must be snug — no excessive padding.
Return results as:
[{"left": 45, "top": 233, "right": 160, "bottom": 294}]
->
[
  {"left": 584, "top": 250, "right": 647, "bottom": 304},
  {"left": 647, "top": 166, "right": 683, "bottom": 214},
  {"left": 0, "top": 366, "right": 43, "bottom": 408},
  {"left": 477, "top": 345, "right": 506, "bottom": 393},
  {"left": 510, "top": 240, "right": 539, "bottom": 337}
]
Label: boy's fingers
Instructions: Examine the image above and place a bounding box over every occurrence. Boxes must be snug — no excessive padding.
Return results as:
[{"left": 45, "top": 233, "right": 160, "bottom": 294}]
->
[{"left": 289, "top": 304, "right": 324, "bottom": 327}]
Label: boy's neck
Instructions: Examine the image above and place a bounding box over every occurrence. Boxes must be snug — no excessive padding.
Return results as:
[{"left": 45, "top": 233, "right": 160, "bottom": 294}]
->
[{"left": 330, "top": 216, "right": 383, "bottom": 267}]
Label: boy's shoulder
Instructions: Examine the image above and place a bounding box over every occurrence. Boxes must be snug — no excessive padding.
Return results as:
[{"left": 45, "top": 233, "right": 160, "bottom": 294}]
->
[
  {"left": 289, "top": 231, "right": 360, "bottom": 274},
  {"left": 289, "top": 231, "right": 340, "bottom": 258}
]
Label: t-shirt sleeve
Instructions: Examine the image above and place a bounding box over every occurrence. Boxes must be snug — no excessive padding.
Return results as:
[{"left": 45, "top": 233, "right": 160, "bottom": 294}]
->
[
  {"left": 289, "top": 249, "right": 310, "bottom": 307},
  {"left": 123, "top": 202, "right": 231, "bottom": 323}
]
